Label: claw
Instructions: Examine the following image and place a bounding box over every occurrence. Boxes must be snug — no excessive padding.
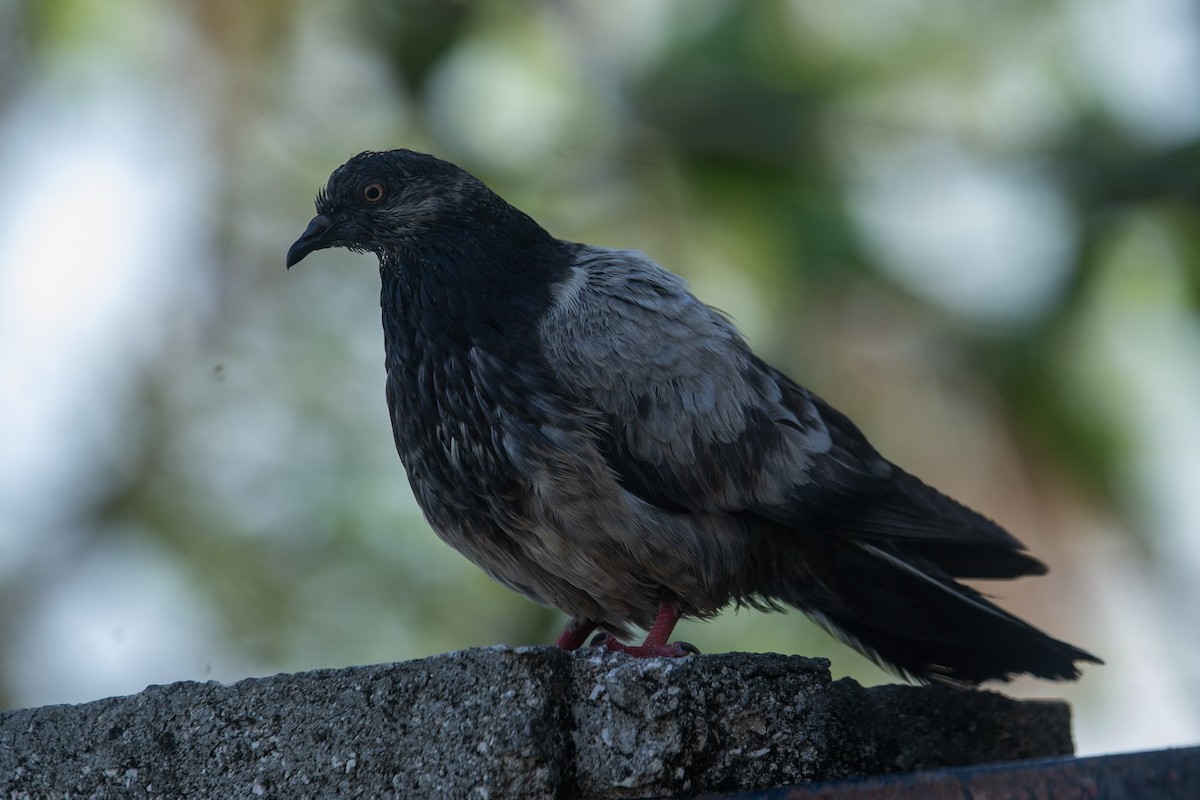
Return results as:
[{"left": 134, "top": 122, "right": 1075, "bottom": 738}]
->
[
  {"left": 584, "top": 603, "right": 696, "bottom": 658},
  {"left": 600, "top": 637, "right": 695, "bottom": 658}
]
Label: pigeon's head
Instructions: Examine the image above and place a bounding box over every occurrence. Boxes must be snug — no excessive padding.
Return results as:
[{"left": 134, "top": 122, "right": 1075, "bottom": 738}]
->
[{"left": 287, "top": 149, "right": 521, "bottom": 268}]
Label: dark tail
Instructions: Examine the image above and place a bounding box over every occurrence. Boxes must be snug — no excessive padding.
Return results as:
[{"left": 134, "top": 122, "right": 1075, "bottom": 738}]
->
[{"left": 769, "top": 537, "right": 1102, "bottom": 686}]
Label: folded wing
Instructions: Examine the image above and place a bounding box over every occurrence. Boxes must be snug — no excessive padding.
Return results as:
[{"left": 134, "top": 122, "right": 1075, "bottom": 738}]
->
[{"left": 538, "top": 247, "right": 1040, "bottom": 579}]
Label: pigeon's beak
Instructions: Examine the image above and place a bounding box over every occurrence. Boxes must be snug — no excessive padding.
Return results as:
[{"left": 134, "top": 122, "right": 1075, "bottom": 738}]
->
[{"left": 286, "top": 214, "right": 334, "bottom": 269}]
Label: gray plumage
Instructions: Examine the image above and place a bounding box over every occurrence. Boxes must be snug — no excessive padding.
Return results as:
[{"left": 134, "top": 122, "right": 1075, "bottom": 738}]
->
[{"left": 287, "top": 149, "right": 1101, "bottom": 685}]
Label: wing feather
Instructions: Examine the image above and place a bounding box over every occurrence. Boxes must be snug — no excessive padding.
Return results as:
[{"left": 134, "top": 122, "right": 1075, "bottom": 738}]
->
[
  {"left": 538, "top": 246, "right": 1039, "bottom": 576},
  {"left": 540, "top": 248, "right": 831, "bottom": 512}
]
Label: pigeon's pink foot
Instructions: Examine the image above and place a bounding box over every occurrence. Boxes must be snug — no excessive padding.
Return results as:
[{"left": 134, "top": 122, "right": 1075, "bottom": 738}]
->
[
  {"left": 591, "top": 603, "right": 698, "bottom": 658},
  {"left": 555, "top": 616, "right": 597, "bottom": 651},
  {"left": 596, "top": 637, "right": 699, "bottom": 658}
]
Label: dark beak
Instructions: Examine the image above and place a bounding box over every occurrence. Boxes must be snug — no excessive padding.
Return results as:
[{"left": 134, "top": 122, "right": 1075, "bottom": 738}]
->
[{"left": 286, "top": 214, "right": 334, "bottom": 269}]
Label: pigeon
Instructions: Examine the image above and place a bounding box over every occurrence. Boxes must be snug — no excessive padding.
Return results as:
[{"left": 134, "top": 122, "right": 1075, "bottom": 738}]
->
[{"left": 287, "top": 149, "right": 1101, "bottom": 685}]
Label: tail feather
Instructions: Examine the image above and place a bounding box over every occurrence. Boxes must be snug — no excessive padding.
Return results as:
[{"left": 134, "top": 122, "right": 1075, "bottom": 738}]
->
[
  {"left": 767, "top": 538, "right": 1102, "bottom": 686},
  {"left": 901, "top": 539, "right": 1047, "bottom": 580}
]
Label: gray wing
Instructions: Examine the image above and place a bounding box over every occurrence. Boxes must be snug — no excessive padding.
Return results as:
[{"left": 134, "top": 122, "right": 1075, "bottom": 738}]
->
[
  {"left": 539, "top": 246, "right": 834, "bottom": 513},
  {"left": 538, "top": 246, "right": 1036, "bottom": 575}
]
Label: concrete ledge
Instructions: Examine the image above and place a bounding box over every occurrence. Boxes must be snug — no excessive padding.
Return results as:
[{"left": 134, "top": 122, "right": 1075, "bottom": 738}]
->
[
  {"left": 0, "top": 647, "right": 1074, "bottom": 799},
  {"left": 717, "top": 746, "right": 1200, "bottom": 799}
]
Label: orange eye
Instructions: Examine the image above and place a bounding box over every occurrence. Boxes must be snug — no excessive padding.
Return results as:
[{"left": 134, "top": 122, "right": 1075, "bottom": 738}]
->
[{"left": 362, "top": 182, "right": 386, "bottom": 204}]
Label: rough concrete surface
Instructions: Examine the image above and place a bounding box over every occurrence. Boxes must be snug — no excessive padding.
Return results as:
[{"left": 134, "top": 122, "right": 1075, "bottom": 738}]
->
[
  {"left": 0, "top": 647, "right": 1074, "bottom": 799},
  {"left": 722, "top": 746, "right": 1200, "bottom": 800}
]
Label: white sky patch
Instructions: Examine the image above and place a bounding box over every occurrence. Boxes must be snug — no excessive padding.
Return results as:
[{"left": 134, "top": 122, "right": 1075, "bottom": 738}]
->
[
  {"left": 1074, "top": 218, "right": 1200, "bottom": 727},
  {"left": 0, "top": 135, "right": 140, "bottom": 513},
  {"left": 1070, "top": 530, "right": 1200, "bottom": 754},
  {"left": 0, "top": 77, "right": 224, "bottom": 707},
  {"left": 7, "top": 533, "right": 247, "bottom": 708},
  {"left": 0, "top": 83, "right": 210, "bottom": 571},
  {"left": 1068, "top": 0, "right": 1200, "bottom": 144},
  {"left": 847, "top": 141, "right": 1076, "bottom": 328}
]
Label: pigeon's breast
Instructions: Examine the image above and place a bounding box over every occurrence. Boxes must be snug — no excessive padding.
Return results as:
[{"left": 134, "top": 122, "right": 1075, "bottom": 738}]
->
[
  {"left": 385, "top": 339, "right": 525, "bottom": 531},
  {"left": 379, "top": 332, "right": 698, "bottom": 627},
  {"left": 381, "top": 329, "right": 614, "bottom": 609}
]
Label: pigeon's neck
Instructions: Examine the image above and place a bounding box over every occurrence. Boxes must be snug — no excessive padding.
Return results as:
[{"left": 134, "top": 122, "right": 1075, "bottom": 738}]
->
[{"left": 377, "top": 227, "right": 567, "bottom": 367}]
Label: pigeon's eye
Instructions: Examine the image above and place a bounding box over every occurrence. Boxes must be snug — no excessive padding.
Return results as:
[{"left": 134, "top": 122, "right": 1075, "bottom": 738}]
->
[{"left": 361, "top": 182, "right": 386, "bottom": 204}]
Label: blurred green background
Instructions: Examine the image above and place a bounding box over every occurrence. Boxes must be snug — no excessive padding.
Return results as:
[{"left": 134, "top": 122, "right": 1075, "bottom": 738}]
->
[{"left": 1, "top": 0, "right": 1198, "bottom": 755}]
